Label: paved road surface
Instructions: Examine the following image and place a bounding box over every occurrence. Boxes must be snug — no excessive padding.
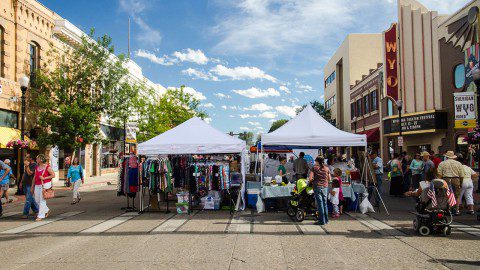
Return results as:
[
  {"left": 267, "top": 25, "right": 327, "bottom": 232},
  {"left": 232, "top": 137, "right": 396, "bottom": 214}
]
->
[{"left": 0, "top": 181, "right": 479, "bottom": 270}]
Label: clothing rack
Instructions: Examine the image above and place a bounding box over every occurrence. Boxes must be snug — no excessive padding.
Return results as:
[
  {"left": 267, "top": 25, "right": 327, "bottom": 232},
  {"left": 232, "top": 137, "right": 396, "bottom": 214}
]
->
[
  {"left": 139, "top": 156, "right": 175, "bottom": 214},
  {"left": 117, "top": 155, "right": 139, "bottom": 212}
]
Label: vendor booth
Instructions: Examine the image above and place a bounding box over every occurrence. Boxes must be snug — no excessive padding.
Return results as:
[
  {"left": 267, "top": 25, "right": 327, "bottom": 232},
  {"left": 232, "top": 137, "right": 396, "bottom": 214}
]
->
[
  {"left": 137, "top": 117, "right": 248, "bottom": 213},
  {"left": 255, "top": 105, "right": 369, "bottom": 212}
]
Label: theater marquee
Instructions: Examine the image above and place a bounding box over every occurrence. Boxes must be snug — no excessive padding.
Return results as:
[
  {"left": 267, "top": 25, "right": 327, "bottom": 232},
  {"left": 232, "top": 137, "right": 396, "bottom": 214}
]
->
[{"left": 383, "top": 23, "right": 399, "bottom": 101}]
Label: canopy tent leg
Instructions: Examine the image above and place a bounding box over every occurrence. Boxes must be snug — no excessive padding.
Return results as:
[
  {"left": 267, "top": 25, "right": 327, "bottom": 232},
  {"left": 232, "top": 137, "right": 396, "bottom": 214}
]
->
[{"left": 362, "top": 147, "right": 389, "bottom": 215}]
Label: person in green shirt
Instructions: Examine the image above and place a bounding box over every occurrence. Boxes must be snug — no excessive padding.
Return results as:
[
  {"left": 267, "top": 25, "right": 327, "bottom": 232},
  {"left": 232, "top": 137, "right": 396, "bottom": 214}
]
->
[
  {"left": 278, "top": 157, "right": 288, "bottom": 184},
  {"left": 410, "top": 153, "right": 424, "bottom": 190}
]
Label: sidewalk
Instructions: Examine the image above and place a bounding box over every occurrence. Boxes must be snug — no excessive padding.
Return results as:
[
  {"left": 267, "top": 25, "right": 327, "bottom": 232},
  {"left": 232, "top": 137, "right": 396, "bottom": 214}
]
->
[{"left": 1, "top": 173, "right": 118, "bottom": 205}]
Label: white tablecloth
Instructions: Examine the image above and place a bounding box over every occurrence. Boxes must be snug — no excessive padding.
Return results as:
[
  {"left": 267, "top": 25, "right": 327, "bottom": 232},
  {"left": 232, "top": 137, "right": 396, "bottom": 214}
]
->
[{"left": 260, "top": 185, "right": 295, "bottom": 199}]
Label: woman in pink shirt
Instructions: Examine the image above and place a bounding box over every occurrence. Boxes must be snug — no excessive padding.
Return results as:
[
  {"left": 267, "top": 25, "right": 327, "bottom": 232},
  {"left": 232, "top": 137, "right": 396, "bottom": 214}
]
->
[{"left": 34, "top": 154, "right": 55, "bottom": 221}]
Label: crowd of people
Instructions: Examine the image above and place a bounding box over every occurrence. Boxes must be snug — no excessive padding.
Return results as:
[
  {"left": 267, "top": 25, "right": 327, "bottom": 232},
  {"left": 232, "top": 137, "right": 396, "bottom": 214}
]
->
[{"left": 0, "top": 153, "right": 84, "bottom": 220}]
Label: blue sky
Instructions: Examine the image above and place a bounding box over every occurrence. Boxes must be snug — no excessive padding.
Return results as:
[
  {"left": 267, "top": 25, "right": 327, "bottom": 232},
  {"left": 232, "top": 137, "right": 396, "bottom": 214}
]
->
[{"left": 39, "top": 0, "right": 467, "bottom": 134}]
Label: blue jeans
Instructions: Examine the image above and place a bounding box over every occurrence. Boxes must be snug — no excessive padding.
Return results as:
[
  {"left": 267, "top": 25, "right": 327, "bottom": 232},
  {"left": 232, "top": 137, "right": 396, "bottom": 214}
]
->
[
  {"left": 314, "top": 186, "right": 329, "bottom": 225},
  {"left": 23, "top": 185, "right": 38, "bottom": 216},
  {"left": 368, "top": 174, "right": 383, "bottom": 206}
]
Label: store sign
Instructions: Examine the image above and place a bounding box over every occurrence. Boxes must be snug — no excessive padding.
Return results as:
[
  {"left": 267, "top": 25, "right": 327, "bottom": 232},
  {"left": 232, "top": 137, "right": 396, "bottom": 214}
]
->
[
  {"left": 383, "top": 111, "right": 448, "bottom": 135},
  {"left": 454, "top": 92, "right": 477, "bottom": 128},
  {"left": 383, "top": 23, "right": 399, "bottom": 101},
  {"left": 125, "top": 122, "right": 137, "bottom": 143},
  {"left": 464, "top": 43, "right": 479, "bottom": 92}
]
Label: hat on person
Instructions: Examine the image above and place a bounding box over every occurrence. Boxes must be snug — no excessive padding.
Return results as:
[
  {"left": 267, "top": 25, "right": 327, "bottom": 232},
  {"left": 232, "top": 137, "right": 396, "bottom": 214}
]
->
[
  {"left": 420, "top": 151, "right": 430, "bottom": 157},
  {"left": 341, "top": 154, "right": 347, "bottom": 160},
  {"left": 444, "top": 151, "right": 457, "bottom": 159},
  {"left": 4, "top": 159, "right": 10, "bottom": 164}
]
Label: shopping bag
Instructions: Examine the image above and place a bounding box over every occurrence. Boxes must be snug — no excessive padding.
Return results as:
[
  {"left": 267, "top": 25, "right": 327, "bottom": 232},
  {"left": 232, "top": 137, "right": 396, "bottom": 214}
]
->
[
  {"left": 256, "top": 197, "right": 265, "bottom": 213},
  {"left": 359, "top": 197, "right": 375, "bottom": 214}
]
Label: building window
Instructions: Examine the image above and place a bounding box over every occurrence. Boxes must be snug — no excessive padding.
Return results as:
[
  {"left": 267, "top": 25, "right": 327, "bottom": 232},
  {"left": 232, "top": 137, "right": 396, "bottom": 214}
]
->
[
  {"left": 325, "top": 95, "right": 335, "bottom": 110},
  {"left": 371, "top": 91, "right": 378, "bottom": 111},
  {"left": 453, "top": 64, "right": 465, "bottom": 89},
  {"left": 0, "top": 109, "right": 19, "bottom": 129},
  {"left": 350, "top": 103, "right": 355, "bottom": 120},
  {"left": 29, "top": 42, "right": 40, "bottom": 83},
  {"left": 387, "top": 99, "right": 394, "bottom": 116},
  {"left": 0, "top": 26, "right": 4, "bottom": 77},
  {"left": 356, "top": 99, "right": 362, "bottom": 117},
  {"left": 364, "top": 95, "right": 370, "bottom": 114},
  {"left": 324, "top": 71, "right": 336, "bottom": 87}
]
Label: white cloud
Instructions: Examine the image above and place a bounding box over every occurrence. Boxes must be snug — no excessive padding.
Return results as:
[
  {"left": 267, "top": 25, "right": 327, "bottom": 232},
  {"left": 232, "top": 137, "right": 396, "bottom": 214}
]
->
[
  {"left": 233, "top": 87, "right": 280, "bottom": 99},
  {"left": 276, "top": 105, "right": 300, "bottom": 118},
  {"left": 229, "top": 115, "right": 235, "bottom": 118},
  {"left": 295, "top": 79, "right": 314, "bottom": 92},
  {"left": 221, "top": 105, "right": 227, "bottom": 110},
  {"left": 240, "top": 126, "right": 252, "bottom": 131},
  {"left": 210, "top": 65, "right": 277, "bottom": 82},
  {"left": 244, "top": 103, "right": 273, "bottom": 111},
  {"left": 135, "top": 50, "right": 174, "bottom": 66},
  {"left": 182, "top": 68, "right": 219, "bottom": 81},
  {"left": 239, "top": 114, "right": 255, "bottom": 119},
  {"left": 120, "top": 0, "right": 162, "bottom": 45},
  {"left": 279, "top": 85, "right": 291, "bottom": 94},
  {"left": 419, "top": 0, "right": 470, "bottom": 14},
  {"left": 168, "top": 86, "right": 206, "bottom": 101},
  {"left": 255, "top": 126, "right": 264, "bottom": 130},
  {"left": 173, "top": 48, "right": 209, "bottom": 65},
  {"left": 269, "top": 119, "right": 276, "bottom": 123},
  {"left": 248, "top": 121, "right": 261, "bottom": 126},
  {"left": 202, "top": 103, "right": 215, "bottom": 108},
  {"left": 229, "top": 106, "right": 239, "bottom": 110},
  {"left": 214, "top": 93, "right": 232, "bottom": 99},
  {"left": 204, "top": 117, "right": 212, "bottom": 124},
  {"left": 259, "top": 111, "right": 277, "bottom": 119}
]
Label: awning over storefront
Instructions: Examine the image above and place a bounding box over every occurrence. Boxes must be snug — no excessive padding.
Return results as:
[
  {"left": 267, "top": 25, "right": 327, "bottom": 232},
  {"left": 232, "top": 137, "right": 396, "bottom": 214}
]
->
[
  {"left": 357, "top": 128, "right": 380, "bottom": 143},
  {"left": 0, "top": 127, "right": 34, "bottom": 148}
]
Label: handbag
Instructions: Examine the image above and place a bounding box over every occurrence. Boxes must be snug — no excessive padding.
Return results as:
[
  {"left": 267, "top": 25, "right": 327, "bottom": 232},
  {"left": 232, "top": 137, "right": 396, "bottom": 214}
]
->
[{"left": 41, "top": 166, "right": 55, "bottom": 200}]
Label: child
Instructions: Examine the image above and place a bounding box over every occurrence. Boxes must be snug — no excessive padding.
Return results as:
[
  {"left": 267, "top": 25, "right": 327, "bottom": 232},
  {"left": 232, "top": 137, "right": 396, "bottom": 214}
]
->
[
  {"left": 329, "top": 176, "right": 341, "bottom": 218},
  {"left": 333, "top": 168, "right": 345, "bottom": 214},
  {"left": 0, "top": 159, "right": 14, "bottom": 204}
]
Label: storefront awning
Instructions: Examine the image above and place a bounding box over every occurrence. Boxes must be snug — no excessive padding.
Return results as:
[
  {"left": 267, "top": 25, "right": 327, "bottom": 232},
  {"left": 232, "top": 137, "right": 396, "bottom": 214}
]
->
[
  {"left": 358, "top": 128, "right": 380, "bottom": 143},
  {"left": 0, "top": 127, "right": 34, "bottom": 148}
]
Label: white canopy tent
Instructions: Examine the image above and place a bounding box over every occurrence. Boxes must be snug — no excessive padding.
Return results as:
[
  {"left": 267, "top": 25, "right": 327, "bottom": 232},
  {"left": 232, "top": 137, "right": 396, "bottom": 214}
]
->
[
  {"left": 262, "top": 105, "right": 367, "bottom": 147},
  {"left": 138, "top": 117, "right": 248, "bottom": 210}
]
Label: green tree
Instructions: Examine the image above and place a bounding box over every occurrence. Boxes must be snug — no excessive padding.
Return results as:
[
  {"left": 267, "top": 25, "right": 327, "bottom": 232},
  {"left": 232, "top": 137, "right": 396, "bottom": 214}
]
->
[
  {"left": 296, "top": 100, "right": 331, "bottom": 121},
  {"left": 268, "top": 119, "right": 289, "bottom": 133},
  {"left": 238, "top": 131, "right": 254, "bottom": 146},
  {"left": 136, "top": 86, "right": 208, "bottom": 142},
  {"left": 30, "top": 30, "right": 136, "bottom": 151}
]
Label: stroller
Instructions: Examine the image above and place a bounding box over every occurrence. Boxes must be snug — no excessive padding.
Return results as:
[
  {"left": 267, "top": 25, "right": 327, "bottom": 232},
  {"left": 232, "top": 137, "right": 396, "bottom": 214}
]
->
[
  {"left": 287, "top": 178, "right": 317, "bottom": 222},
  {"left": 413, "top": 179, "right": 453, "bottom": 236}
]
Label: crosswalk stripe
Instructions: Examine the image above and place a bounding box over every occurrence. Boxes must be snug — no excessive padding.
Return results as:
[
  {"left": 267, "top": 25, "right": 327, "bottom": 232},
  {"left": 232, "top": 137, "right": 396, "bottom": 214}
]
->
[
  {"left": 297, "top": 222, "right": 326, "bottom": 235},
  {"left": 0, "top": 211, "right": 84, "bottom": 234},
  {"left": 151, "top": 215, "right": 187, "bottom": 233},
  {"left": 0, "top": 212, "right": 22, "bottom": 218},
  {"left": 80, "top": 212, "right": 140, "bottom": 234},
  {"left": 347, "top": 212, "right": 406, "bottom": 236},
  {"left": 229, "top": 215, "right": 251, "bottom": 233},
  {"left": 451, "top": 222, "right": 480, "bottom": 237}
]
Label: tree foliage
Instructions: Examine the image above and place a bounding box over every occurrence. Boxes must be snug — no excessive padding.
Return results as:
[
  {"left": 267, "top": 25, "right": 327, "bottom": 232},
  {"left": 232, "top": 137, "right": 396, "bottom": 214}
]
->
[
  {"left": 268, "top": 119, "right": 289, "bottom": 133},
  {"left": 296, "top": 100, "right": 331, "bottom": 121},
  {"left": 30, "top": 30, "right": 138, "bottom": 151},
  {"left": 136, "top": 86, "right": 208, "bottom": 142},
  {"left": 238, "top": 131, "right": 254, "bottom": 146}
]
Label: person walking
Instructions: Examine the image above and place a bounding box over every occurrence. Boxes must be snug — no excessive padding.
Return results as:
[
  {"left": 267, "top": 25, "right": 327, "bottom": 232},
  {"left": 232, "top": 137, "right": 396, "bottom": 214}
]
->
[
  {"left": 34, "top": 154, "right": 55, "bottom": 221},
  {"left": 293, "top": 152, "right": 309, "bottom": 180},
  {"left": 458, "top": 157, "right": 477, "bottom": 215},
  {"left": 402, "top": 152, "right": 412, "bottom": 192},
  {"left": 389, "top": 153, "right": 404, "bottom": 196},
  {"left": 420, "top": 151, "right": 435, "bottom": 181},
  {"left": 437, "top": 151, "right": 464, "bottom": 215},
  {"left": 369, "top": 151, "right": 383, "bottom": 207},
  {"left": 430, "top": 150, "right": 442, "bottom": 169},
  {"left": 0, "top": 159, "right": 11, "bottom": 218},
  {"left": 21, "top": 154, "right": 39, "bottom": 219},
  {"left": 0, "top": 159, "right": 14, "bottom": 204},
  {"left": 410, "top": 154, "right": 424, "bottom": 190},
  {"left": 309, "top": 156, "right": 331, "bottom": 225},
  {"left": 67, "top": 157, "right": 84, "bottom": 204}
]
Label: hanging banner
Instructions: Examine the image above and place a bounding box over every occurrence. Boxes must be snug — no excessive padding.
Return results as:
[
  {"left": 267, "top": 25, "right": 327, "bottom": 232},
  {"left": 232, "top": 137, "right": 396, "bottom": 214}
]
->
[
  {"left": 383, "top": 23, "right": 399, "bottom": 101},
  {"left": 454, "top": 92, "right": 477, "bottom": 129},
  {"left": 125, "top": 122, "right": 137, "bottom": 143},
  {"left": 464, "top": 43, "right": 479, "bottom": 92}
]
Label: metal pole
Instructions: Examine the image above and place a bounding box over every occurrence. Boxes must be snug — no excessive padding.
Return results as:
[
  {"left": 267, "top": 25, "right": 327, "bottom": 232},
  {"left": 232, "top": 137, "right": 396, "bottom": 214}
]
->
[
  {"left": 18, "top": 86, "right": 27, "bottom": 195},
  {"left": 398, "top": 107, "right": 402, "bottom": 153}
]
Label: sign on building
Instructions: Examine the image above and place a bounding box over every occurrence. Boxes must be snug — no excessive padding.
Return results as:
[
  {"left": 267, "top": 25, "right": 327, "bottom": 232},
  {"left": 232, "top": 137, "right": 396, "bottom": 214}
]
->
[
  {"left": 454, "top": 92, "right": 476, "bottom": 129},
  {"left": 464, "top": 43, "right": 479, "bottom": 93},
  {"left": 383, "top": 111, "right": 448, "bottom": 135},
  {"left": 383, "top": 23, "right": 399, "bottom": 101},
  {"left": 126, "top": 122, "right": 137, "bottom": 143}
]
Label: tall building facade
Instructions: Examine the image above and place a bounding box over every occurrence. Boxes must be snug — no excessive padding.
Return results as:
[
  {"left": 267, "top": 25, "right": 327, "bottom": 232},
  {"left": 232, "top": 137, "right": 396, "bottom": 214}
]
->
[{"left": 323, "top": 34, "right": 383, "bottom": 132}]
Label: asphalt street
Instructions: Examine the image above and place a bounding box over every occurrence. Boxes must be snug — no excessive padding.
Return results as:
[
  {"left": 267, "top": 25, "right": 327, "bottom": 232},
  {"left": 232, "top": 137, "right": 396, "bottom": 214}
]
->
[{"left": 0, "top": 180, "right": 479, "bottom": 270}]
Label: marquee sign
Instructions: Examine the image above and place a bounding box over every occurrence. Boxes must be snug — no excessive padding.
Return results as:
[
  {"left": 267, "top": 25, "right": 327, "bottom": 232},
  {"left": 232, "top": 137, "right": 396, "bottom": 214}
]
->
[
  {"left": 383, "top": 111, "right": 448, "bottom": 135},
  {"left": 383, "top": 23, "right": 399, "bottom": 101}
]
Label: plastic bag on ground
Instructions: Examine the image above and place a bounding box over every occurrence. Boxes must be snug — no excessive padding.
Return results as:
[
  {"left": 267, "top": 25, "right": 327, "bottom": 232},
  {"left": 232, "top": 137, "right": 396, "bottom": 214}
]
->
[
  {"left": 256, "top": 197, "right": 265, "bottom": 213},
  {"left": 359, "top": 196, "right": 375, "bottom": 214}
]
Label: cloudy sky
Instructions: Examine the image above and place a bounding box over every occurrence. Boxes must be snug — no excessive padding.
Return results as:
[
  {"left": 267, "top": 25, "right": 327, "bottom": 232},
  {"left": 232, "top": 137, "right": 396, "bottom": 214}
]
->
[{"left": 40, "top": 0, "right": 468, "bottom": 134}]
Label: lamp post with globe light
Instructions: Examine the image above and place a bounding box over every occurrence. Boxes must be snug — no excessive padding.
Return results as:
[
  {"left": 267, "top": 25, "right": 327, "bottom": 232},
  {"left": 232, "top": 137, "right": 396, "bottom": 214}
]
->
[{"left": 18, "top": 75, "right": 29, "bottom": 194}]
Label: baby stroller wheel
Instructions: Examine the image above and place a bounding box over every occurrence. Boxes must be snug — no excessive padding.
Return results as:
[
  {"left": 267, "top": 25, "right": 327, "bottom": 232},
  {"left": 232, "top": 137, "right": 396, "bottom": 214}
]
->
[
  {"left": 418, "top": 226, "right": 430, "bottom": 236},
  {"left": 412, "top": 217, "right": 420, "bottom": 232},
  {"left": 287, "top": 205, "right": 296, "bottom": 217},
  {"left": 295, "top": 210, "right": 305, "bottom": 222},
  {"left": 443, "top": 226, "right": 451, "bottom": 236}
]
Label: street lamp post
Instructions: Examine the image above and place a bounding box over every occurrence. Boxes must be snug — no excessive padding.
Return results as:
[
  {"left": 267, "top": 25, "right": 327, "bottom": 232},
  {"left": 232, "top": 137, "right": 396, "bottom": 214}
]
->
[
  {"left": 18, "top": 75, "right": 30, "bottom": 195},
  {"left": 472, "top": 69, "right": 480, "bottom": 182},
  {"left": 395, "top": 100, "right": 404, "bottom": 153}
]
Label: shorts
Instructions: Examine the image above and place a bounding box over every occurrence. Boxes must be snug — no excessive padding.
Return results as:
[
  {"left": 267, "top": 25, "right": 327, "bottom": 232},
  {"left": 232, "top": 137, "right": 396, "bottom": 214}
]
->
[{"left": 1, "top": 184, "right": 9, "bottom": 191}]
